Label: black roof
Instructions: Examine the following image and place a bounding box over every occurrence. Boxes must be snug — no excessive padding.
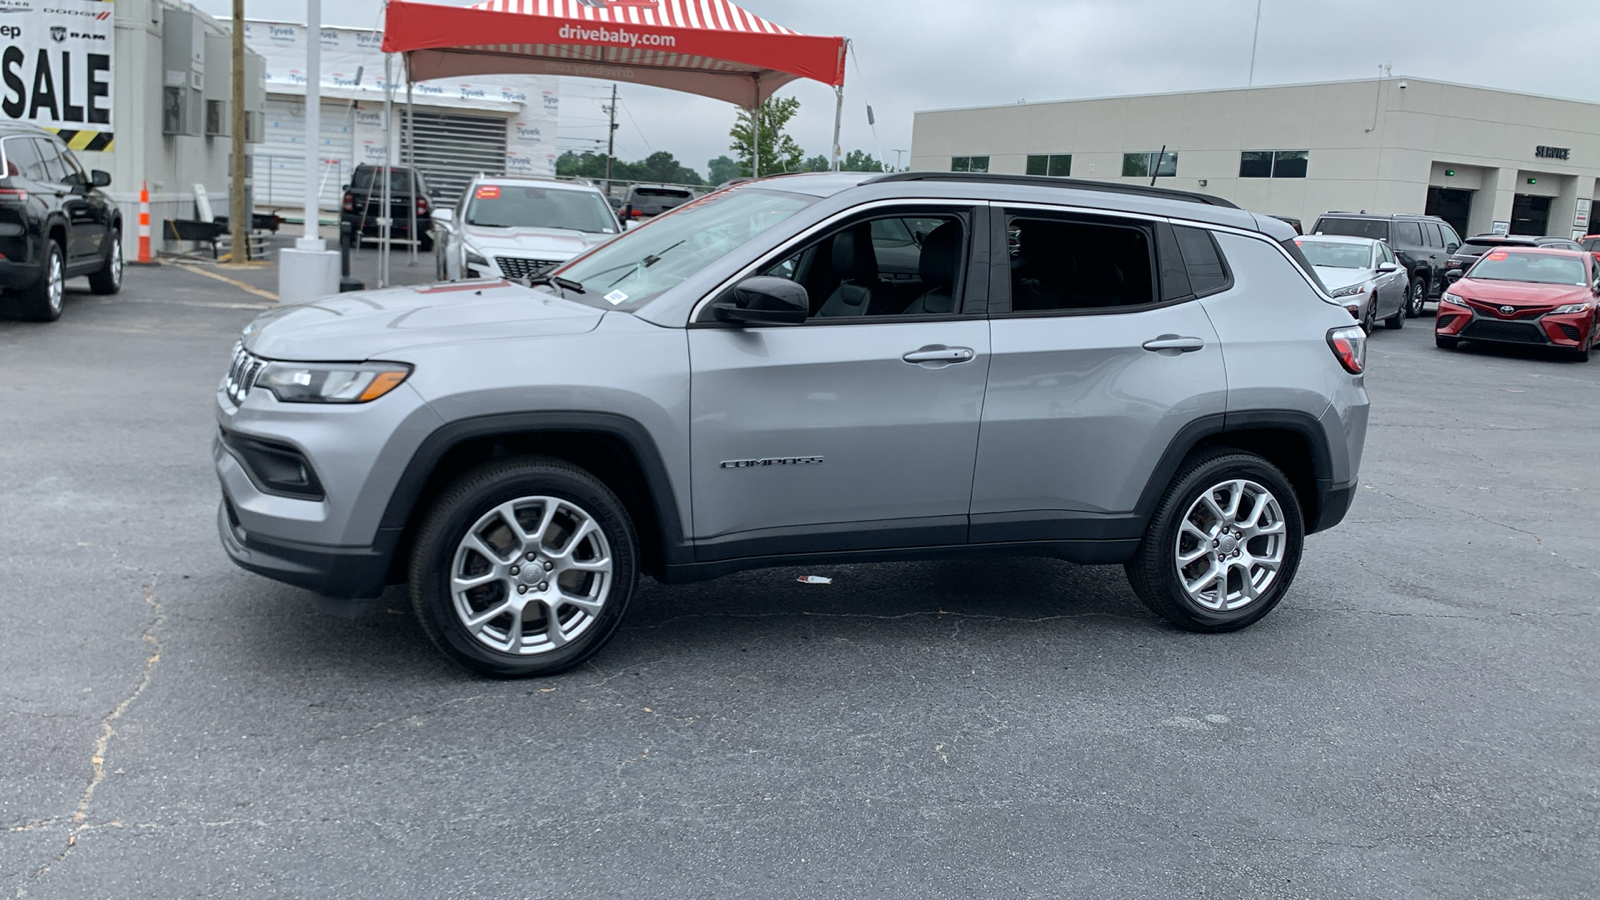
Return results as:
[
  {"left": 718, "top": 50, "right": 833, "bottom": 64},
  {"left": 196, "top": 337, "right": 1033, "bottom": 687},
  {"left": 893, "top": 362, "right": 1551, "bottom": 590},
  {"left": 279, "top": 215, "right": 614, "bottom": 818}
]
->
[
  {"left": 866, "top": 172, "right": 1239, "bottom": 209},
  {"left": 1316, "top": 211, "right": 1448, "bottom": 222}
]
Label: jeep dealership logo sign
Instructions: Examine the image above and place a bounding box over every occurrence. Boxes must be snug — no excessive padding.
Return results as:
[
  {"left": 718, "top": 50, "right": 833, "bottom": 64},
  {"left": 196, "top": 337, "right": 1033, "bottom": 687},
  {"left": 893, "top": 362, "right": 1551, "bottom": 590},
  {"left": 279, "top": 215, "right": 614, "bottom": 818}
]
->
[{"left": 0, "top": 0, "right": 114, "bottom": 139}]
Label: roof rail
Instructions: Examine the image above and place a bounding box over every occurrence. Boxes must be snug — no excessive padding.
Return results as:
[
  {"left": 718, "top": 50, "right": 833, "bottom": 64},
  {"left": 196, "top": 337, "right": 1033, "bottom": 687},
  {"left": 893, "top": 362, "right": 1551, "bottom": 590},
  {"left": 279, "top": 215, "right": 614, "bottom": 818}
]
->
[{"left": 863, "top": 172, "right": 1240, "bottom": 209}]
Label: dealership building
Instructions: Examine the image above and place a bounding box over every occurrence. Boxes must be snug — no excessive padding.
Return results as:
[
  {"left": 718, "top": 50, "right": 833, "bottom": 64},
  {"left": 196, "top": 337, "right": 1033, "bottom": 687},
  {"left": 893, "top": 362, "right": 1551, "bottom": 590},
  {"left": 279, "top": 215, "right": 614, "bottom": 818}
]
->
[{"left": 911, "top": 77, "right": 1600, "bottom": 240}]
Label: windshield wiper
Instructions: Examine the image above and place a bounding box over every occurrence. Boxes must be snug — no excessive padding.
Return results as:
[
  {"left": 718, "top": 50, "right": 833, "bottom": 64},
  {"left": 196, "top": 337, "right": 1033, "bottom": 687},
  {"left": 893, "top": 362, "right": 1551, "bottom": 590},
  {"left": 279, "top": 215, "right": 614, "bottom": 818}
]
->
[{"left": 521, "top": 273, "right": 587, "bottom": 295}]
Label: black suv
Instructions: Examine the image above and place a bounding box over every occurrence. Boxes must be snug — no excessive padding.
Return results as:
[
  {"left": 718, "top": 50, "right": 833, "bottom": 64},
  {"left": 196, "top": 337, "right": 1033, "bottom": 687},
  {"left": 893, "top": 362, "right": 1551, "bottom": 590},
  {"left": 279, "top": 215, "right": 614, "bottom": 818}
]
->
[
  {"left": 1310, "top": 212, "right": 1460, "bottom": 318},
  {"left": 0, "top": 123, "right": 122, "bottom": 322},
  {"left": 341, "top": 165, "right": 434, "bottom": 251},
  {"left": 1446, "top": 234, "right": 1584, "bottom": 274}
]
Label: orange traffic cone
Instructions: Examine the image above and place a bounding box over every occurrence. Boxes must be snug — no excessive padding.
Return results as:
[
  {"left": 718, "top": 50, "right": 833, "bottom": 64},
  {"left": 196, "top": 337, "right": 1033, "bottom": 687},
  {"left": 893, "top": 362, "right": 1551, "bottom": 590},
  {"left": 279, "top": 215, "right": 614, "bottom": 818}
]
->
[{"left": 136, "top": 181, "right": 151, "bottom": 264}]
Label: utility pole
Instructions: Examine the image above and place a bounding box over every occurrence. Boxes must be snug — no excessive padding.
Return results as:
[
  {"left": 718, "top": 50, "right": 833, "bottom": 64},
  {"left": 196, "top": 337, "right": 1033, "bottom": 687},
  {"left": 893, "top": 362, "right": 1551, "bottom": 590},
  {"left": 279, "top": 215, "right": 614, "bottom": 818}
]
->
[
  {"left": 891, "top": 149, "right": 907, "bottom": 172},
  {"left": 603, "top": 84, "right": 618, "bottom": 193},
  {"left": 229, "top": 0, "right": 247, "bottom": 262}
]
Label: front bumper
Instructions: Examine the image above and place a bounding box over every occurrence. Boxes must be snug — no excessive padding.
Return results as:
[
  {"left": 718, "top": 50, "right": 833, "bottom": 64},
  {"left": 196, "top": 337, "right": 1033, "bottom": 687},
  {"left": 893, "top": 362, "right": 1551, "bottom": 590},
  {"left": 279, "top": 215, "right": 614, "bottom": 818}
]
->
[
  {"left": 218, "top": 499, "right": 392, "bottom": 598},
  {"left": 1436, "top": 299, "right": 1594, "bottom": 349}
]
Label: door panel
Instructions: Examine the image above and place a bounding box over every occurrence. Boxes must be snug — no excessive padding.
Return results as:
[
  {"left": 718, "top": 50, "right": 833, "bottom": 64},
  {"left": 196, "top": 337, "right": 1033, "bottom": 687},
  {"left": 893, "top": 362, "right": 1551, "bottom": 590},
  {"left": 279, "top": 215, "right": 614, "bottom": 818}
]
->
[
  {"left": 688, "top": 319, "right": 990, "bottom": 556},
  {"left": 971, "top": 303, "right": 1227, "bottom": 535}
]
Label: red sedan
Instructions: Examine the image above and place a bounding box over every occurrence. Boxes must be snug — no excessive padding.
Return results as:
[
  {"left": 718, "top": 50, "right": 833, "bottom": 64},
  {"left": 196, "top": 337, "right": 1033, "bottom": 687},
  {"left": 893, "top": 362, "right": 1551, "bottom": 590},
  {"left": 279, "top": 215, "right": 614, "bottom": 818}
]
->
[{"left": 1435, "top": 248, "right": 1600, "bottom": 361}]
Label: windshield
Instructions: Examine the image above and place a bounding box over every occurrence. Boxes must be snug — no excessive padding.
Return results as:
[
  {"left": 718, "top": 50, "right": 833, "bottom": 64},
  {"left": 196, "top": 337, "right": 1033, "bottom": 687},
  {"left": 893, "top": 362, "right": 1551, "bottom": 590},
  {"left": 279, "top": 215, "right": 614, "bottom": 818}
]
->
[
  {"left": 1467, "top": 252, "right": 1588, "bottom": 286},
  {"left": 1315, "top": 218, "right": 1389, "bottom": 241},
  {"left": 466, "top": 185, "right": 617, "bottom": 234},
  {"left": 1297, "top": 240, "right": 1371, "bottom": 269},
  {"left": 555, "top": 187, "right": 818, "bottom": 311},
  {"left": 353, "top": 167, "right": 418, "bottom": 192}
]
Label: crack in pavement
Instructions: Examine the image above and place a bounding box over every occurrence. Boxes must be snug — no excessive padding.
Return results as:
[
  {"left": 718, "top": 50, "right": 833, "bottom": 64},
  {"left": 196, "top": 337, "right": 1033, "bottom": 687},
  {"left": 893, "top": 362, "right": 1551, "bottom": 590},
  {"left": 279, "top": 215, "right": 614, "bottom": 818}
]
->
[{"left": 17, "top": 575, "right": 162, "bottom": 898}]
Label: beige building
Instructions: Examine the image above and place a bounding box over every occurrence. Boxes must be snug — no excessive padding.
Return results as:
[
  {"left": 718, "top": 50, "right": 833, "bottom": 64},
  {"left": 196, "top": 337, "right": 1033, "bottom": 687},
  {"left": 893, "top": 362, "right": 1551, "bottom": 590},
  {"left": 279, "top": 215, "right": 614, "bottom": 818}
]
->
[{"left": 910, "top": 77, "right": 1600, "bottom": 240}]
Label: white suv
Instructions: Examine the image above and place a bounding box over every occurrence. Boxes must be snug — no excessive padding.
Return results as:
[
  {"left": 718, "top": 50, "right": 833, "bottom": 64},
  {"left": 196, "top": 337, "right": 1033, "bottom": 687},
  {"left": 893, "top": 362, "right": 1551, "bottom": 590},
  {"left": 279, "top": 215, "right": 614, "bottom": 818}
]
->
[{"left": 433, "top": 176, "right": 621, "bottom": 282}]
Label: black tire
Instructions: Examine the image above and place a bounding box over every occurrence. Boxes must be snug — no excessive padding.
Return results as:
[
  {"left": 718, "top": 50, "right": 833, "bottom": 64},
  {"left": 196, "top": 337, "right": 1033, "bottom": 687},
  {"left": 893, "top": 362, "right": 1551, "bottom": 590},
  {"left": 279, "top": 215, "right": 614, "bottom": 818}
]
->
[
  {"left": 1436, "top": 335, "right": 1459, "bottom": 350},
  {"left": 17, "top": 241, "right": 64, "bottom": 322},
  {"left": 409, "top": 456, "right": 639, "bottom": 678},
  {"left": 1361, "top": 299, "right": 1376, "bottom": 335},
  {"left": 87, "top": 231, "right": 122, "bottom": 295},
  {"left": 1572, "top": 344, "right": 1591, "bottom": 363},
  {"left": 418, "top": 234, "right": 434, "bottom": 253},
  {"left": 1405, "top": 277, "right": 1427, "bottom": 318},
  {"left": 1125, "top": 450, "right": 1305, "bottom": 633},
  {"left": 1384, "top": 297, "right": 1404, "bottom": 329}
]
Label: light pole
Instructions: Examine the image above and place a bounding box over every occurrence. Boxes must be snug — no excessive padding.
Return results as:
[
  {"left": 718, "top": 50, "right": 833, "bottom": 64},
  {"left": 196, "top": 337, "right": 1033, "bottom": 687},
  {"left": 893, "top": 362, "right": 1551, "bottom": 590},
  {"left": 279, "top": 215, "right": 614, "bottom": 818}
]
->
[
  {"left": 229, "top": 0, "right": 246, "bottom": 263},
  {"left": 276, "top": 0, "right": 340, "bottom": 303}
]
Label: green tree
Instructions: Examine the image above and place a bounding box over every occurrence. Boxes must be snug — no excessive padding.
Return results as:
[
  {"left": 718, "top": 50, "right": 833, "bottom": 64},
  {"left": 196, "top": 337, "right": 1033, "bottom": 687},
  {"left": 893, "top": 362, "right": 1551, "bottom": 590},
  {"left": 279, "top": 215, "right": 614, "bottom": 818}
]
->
[
  {"left": 729, "top": 96, "right": 805, "bottom": 177},
  {"left": 801, "top": 154, "right": 831, "bottom": 172},
  {"left": 556, "top": 150, "right": 702, "bottom": 186},
  {"left": 706, "top": 155, "right": 741, "bottom": 185},
  {"left": 840, "top": 149, "right": 885, "bottom": 173}
]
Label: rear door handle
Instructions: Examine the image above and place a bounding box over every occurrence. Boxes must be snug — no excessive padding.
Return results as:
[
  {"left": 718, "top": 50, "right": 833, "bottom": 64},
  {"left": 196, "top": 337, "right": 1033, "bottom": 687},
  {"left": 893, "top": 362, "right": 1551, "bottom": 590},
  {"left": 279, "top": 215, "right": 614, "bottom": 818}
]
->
[
  {"left": 902, "top": 345, "right": 975, "bottom": 365},
  {"left": 1142, "top": 335, "right": 1205, "bottom": 353}
]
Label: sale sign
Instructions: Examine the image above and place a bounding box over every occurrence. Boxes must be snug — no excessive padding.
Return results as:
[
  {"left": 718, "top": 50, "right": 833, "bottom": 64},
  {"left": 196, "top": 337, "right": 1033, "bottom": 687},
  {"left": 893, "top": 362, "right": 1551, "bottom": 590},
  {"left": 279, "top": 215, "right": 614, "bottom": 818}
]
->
[{"left": 0, "top": 0, "right": 115, "bottom": 151}]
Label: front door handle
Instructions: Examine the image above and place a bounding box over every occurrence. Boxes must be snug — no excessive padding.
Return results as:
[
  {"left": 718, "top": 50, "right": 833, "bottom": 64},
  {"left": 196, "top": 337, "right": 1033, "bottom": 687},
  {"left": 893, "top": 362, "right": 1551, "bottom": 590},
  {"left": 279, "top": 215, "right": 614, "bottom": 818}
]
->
[
  {"left": 1142, "top": 335, "right": 1205, "bottom": 353},
  {"left": 902, "top": 345, "right": 975, "bottom": 365}
]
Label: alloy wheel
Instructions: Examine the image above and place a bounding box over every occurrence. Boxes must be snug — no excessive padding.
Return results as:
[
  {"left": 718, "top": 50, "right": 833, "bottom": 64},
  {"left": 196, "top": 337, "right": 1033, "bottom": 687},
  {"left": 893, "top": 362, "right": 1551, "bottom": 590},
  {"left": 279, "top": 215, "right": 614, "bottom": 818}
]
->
[
  {"left": 1173, "top": 478, "right": 1287, "bottom": 612},
  {"left": 47, "top": 252, "right": 63, "bottom": 314},
  {"left": 449, "top": 495, "right": 614, "bottom": 656},
  {"left": 109, "top": 238, "right": 122, "bottom": 287},
  {"left": 1408, "top": 280, "right": 1425, "bottom": 317}
]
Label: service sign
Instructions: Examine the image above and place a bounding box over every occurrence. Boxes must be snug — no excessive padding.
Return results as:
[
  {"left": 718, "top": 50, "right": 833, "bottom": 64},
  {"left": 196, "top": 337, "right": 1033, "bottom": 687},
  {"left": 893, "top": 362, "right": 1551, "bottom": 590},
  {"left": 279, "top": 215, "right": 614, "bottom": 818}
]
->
[{"left": 0, "top": 0, "right": 115, "bottom": 151}]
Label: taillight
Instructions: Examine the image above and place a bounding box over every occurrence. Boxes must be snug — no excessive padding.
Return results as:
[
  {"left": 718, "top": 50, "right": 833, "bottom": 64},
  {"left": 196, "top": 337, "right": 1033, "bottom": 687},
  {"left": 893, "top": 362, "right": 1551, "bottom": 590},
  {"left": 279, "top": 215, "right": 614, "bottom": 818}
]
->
[
  {"left": 342, "top": 191, "right": 353, "bottom": 212},
  {"left": 1327, "top": 325, "right": 1367, "bottom": 375},
  {"left": 416, "top": 196, "right": 430, "bottom": 215},
  {"left": 0, "top": 186, "right": 28, "bottom": 202}
]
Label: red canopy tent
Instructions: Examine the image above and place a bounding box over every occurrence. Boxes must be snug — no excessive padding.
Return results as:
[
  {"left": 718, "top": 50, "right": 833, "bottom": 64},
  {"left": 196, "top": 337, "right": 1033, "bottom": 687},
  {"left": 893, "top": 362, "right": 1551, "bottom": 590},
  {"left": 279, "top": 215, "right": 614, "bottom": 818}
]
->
[{"left": 381, "top": 0, "right": 849, "bottom": 173}]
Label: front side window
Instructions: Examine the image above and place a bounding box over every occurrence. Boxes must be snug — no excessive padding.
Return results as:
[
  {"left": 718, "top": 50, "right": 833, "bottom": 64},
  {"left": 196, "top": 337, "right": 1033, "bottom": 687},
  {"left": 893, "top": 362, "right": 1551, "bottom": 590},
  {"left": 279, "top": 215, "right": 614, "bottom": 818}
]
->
[
  {"left": 951, "top": 156, "right": 989, "bottom": 173},
  {"left": 1123, "top": 151, "right": 1178, "bottom": 178},
  {"left": 1423, "top": 223, "right": 1444, "bottom": 249},
  {"left": 1026, "top": 154, "right": 1072, "bottom": 177},
  {"left": 34, "top": 138, "right": 69, "bottom": 183},
  {"left": 759, "top": 211, "right": 969, "bottom": 319},
  {"left": 556, "top": 186, "right": 817, "bottom": 312},
  {"left": 465, "top": 185, "right": 617, "bottom": 235},
  {"left": 1007, "top": 215, "right": 1155, "bottom": 312}
]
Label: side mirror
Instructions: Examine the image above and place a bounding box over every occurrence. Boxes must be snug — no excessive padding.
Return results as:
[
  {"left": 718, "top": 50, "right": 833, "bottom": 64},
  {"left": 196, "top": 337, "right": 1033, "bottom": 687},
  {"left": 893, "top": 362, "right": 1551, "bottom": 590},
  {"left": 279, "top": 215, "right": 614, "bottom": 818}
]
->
[
  {"left": 709, "top": 276, "right": 809, "bottom": 325},
  {"left": 89, "top": 169, "right": 111, "bottom": 188},
  {"left": 1376, "top": 262, "right": 1399, "bottom": 273},
  {"left": 434, "top": 207, "right": 454, "bottom": 225},
  {"left": 1446, "top": 243, "right": 1459, "bottom": 253},
  {"left": 1446, "top": 269, "right": 1465, "bottom": 284}
]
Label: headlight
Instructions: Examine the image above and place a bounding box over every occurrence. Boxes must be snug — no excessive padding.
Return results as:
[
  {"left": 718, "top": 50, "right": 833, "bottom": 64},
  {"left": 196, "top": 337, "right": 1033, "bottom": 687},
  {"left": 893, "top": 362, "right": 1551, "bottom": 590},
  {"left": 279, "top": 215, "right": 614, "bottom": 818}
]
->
[
  {"left": 1441, "top": 292, "right": 1470, "bottom": 308},
  {"left": 464, "top": 245, "right": 489, "bottom": 268},
  {"left": 1550, "top": 302, "right": 1594, "bottom": 314},
  {"left": 257, "top": 362, "right": 412, "bottom": 403},
  {"left": 1330, "top": 283, "right": 1366, "bottom": 298}
]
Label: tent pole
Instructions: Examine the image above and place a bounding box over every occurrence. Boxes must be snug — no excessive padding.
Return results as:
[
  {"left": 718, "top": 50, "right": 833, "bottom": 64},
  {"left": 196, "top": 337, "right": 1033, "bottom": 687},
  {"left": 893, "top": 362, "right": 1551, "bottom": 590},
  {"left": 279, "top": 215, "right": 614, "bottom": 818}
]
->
[
  {"left": 831, "top": 85, "right": 843, "bottom": 171},
  {"left": 406, "top": 70, "right": 416, "bottom": 266},
  {"left": 751, "top": 76, "right": 760, "bottom": 178}
]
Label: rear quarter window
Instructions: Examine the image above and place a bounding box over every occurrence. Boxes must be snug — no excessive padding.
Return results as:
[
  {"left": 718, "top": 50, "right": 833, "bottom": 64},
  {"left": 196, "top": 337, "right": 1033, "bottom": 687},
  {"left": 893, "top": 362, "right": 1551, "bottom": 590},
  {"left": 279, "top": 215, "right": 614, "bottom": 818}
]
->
[{"left": 1173, "top": 226, "right": 1231, "bottom": 295}]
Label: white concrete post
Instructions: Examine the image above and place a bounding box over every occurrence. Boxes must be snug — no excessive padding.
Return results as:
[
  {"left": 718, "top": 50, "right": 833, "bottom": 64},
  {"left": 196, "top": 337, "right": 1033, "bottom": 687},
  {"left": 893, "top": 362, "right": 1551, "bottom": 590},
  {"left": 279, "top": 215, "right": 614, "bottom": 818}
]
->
[{"left": 277, "top": 0, "right": 341, "bottom": 303}]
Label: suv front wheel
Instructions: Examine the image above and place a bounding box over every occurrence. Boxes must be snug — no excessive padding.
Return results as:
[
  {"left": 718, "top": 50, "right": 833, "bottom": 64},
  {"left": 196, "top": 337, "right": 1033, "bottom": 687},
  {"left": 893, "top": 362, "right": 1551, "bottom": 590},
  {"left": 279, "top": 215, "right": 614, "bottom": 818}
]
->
[
  {"left": 410, "top": 457, "right": 639, "bottom": 677},
  {"left": 1126, "top": 450, "right": 1305, "bottom": 632}
]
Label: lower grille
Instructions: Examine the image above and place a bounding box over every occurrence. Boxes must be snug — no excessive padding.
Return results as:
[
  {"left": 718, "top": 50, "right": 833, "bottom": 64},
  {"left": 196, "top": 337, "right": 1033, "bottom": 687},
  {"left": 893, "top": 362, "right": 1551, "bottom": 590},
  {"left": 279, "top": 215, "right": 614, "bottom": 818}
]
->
[
  {"left": 496, "top": 257, "right": 561, "bottom": 281},
  {"left": 1555, "top": 323, "right": 1582, "bottom": 342},
  {"left": 1460, "top": 320, "right": 1547, "bottom": 345},
  {"left": 1436, "top": 314, "right": 1465, "bottom": 331}
]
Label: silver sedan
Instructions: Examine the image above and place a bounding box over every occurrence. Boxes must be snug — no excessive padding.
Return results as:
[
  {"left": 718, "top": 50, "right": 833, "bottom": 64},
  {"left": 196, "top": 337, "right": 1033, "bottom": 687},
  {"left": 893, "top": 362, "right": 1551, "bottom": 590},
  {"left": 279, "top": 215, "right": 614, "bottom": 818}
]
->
[{"left": 1299, "top": 234, "right": 1409, "bottom": 333}]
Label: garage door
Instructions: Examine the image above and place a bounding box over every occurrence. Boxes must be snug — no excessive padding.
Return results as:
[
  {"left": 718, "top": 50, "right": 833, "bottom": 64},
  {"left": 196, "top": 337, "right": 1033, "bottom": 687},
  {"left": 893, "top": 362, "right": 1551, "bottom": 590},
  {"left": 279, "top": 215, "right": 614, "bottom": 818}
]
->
[
  {"left": 254, "top": 98, "right": 357, "bottom": 214},
  {"left": 403, "top": 111, "right": 509, "bottom": 206}
]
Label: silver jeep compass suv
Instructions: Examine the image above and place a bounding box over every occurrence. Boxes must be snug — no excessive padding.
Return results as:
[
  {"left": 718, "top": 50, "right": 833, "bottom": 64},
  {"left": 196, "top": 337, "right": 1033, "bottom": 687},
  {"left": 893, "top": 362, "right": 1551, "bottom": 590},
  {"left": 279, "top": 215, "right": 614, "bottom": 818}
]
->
[{"left": 215, "top": 172, "right": 1368, "bottom": 677}]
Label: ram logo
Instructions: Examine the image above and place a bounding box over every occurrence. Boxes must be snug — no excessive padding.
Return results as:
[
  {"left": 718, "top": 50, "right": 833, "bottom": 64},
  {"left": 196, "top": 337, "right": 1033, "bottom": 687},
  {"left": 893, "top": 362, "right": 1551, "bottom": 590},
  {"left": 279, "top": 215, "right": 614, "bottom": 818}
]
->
[{"left": 720, "top": 456, "right": 824, "bottom": 470}]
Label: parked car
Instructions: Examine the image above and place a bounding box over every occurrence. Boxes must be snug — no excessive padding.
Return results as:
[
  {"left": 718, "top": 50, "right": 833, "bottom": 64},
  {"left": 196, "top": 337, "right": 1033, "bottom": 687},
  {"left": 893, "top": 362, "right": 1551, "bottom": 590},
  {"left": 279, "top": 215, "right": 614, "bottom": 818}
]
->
[
  {"left": 1580, "top": 234, "right": 1600, "bottom": 256},
  {"left": 342, "top": 165, "right": 434, "bottom": 251},
  {"left": 1446, "top": 234, "right": 1584, "bottom": 275},
  {"left": 1269, "top": 215, "right": 1304, "bottom": 234},
  {"left": 215, "top": 171, "right": 1369, "bottom": 677},
  {"left": 0, "top": 122, "right": 122, "bottom": 321},
  {"left": 433, "top": 176, "right": 621, "bottom": 282},
  {"left": 1295, "top": 234, "right": 1408, "bottom": 332},
  {"left": 1436, "top": 247, "right": 1599, "bottom": 360},
  {"left": 1310, "top": 212, "right": 1461, "bottom": 318},
  {"left": 620, "top": 183, "right": 695, "bottom": 220}
]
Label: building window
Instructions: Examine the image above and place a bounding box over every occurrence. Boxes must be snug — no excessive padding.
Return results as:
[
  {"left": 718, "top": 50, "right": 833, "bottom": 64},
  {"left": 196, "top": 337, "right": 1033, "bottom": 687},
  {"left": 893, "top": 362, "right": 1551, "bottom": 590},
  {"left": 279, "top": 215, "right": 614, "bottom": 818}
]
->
[
  {"left": 1123, "top": 151, "right": 1178, "bottom": 178},
  {"left": 1240, "top": 149, "right": 1309, "bottom": 178},
  {"left": 951, "top": 156, "right": 989, "bottom": 173},
  {"left": 1026, "top": 154, "right": 1072, "bottom": 177}
]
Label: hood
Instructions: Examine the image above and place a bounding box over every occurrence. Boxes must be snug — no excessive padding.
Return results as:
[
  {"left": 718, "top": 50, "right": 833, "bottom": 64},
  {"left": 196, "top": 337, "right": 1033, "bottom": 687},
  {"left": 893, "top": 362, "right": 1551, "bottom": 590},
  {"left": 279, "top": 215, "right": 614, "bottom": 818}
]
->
[
  {"left": 1455, "top": 279, "right": 1591, "bottom": 307},
  {"left": 1312, "top": 266, "right": 1373, "bottom": 292},
  {"left": 243, "top": 280, "right": 605, "bottom": 361},
  {"left": 461, "top": 225, "right": 614, "bottom": 259}
]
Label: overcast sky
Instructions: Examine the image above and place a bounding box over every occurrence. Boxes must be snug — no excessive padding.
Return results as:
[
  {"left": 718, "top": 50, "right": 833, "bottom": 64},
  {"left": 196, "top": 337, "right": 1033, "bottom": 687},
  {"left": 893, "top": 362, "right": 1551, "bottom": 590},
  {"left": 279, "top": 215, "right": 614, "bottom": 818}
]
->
[{"left": 191, "top": 0, "right": 1600, "bottom": 178}]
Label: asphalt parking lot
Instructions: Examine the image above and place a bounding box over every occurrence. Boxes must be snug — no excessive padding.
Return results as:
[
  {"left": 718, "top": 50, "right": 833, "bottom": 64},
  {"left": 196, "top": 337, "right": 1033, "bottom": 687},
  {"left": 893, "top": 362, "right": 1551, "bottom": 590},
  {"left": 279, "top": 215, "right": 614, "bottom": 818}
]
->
[{"left": 2, "top": 266, "right": 1597, "bottom": 898}]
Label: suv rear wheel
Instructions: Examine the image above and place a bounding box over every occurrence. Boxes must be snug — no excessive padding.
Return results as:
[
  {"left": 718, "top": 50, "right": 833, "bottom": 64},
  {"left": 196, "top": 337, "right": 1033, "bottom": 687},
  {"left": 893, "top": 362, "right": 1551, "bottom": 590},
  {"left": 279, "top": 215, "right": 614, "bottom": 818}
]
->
[
  {"left": 410, "top": 457, "right": 638, "bottom": 677},
  {"left": 1125, "top": 450, "right": 1305, "bottom": 632},
  {"left": 17, "top": 241, "right": 64, "bottom": 322},
  {"left": 1405, "top": 277, "right": 1427, "bottom": 318}
]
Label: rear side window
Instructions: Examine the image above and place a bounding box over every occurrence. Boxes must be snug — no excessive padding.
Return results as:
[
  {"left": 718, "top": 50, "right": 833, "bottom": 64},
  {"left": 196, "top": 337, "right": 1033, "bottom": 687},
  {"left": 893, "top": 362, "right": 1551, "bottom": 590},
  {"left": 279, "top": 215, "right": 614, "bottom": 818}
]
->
[
  {"left": 1395, "top": 221, "right": 1423, "bottom": 246},
  {"left": 1006, "top": 215, "right": 1155, "bottom": 312},
  {"left": 1315, "top": 218, "right": 1389, "bottom": 241},
  {"left": 2, "top": 136, "right": 43, "bottom": 179},
  {"left": 1173, "top": 226, "right": 1231, "bottom": 295}
]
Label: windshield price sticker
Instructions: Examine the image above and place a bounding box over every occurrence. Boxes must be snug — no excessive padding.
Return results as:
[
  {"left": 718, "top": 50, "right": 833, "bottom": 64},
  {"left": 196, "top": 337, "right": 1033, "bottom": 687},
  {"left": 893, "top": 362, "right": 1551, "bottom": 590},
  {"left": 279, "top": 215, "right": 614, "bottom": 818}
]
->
[
  {"left": 604, "top": 290, "right": 628, "bottom": 305},
  {"left": 1488, "top": 252, "right": 1508, "bottom": 261},
  {"left": 474, "top": 185, "right": 500, "bottom": 199}
]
